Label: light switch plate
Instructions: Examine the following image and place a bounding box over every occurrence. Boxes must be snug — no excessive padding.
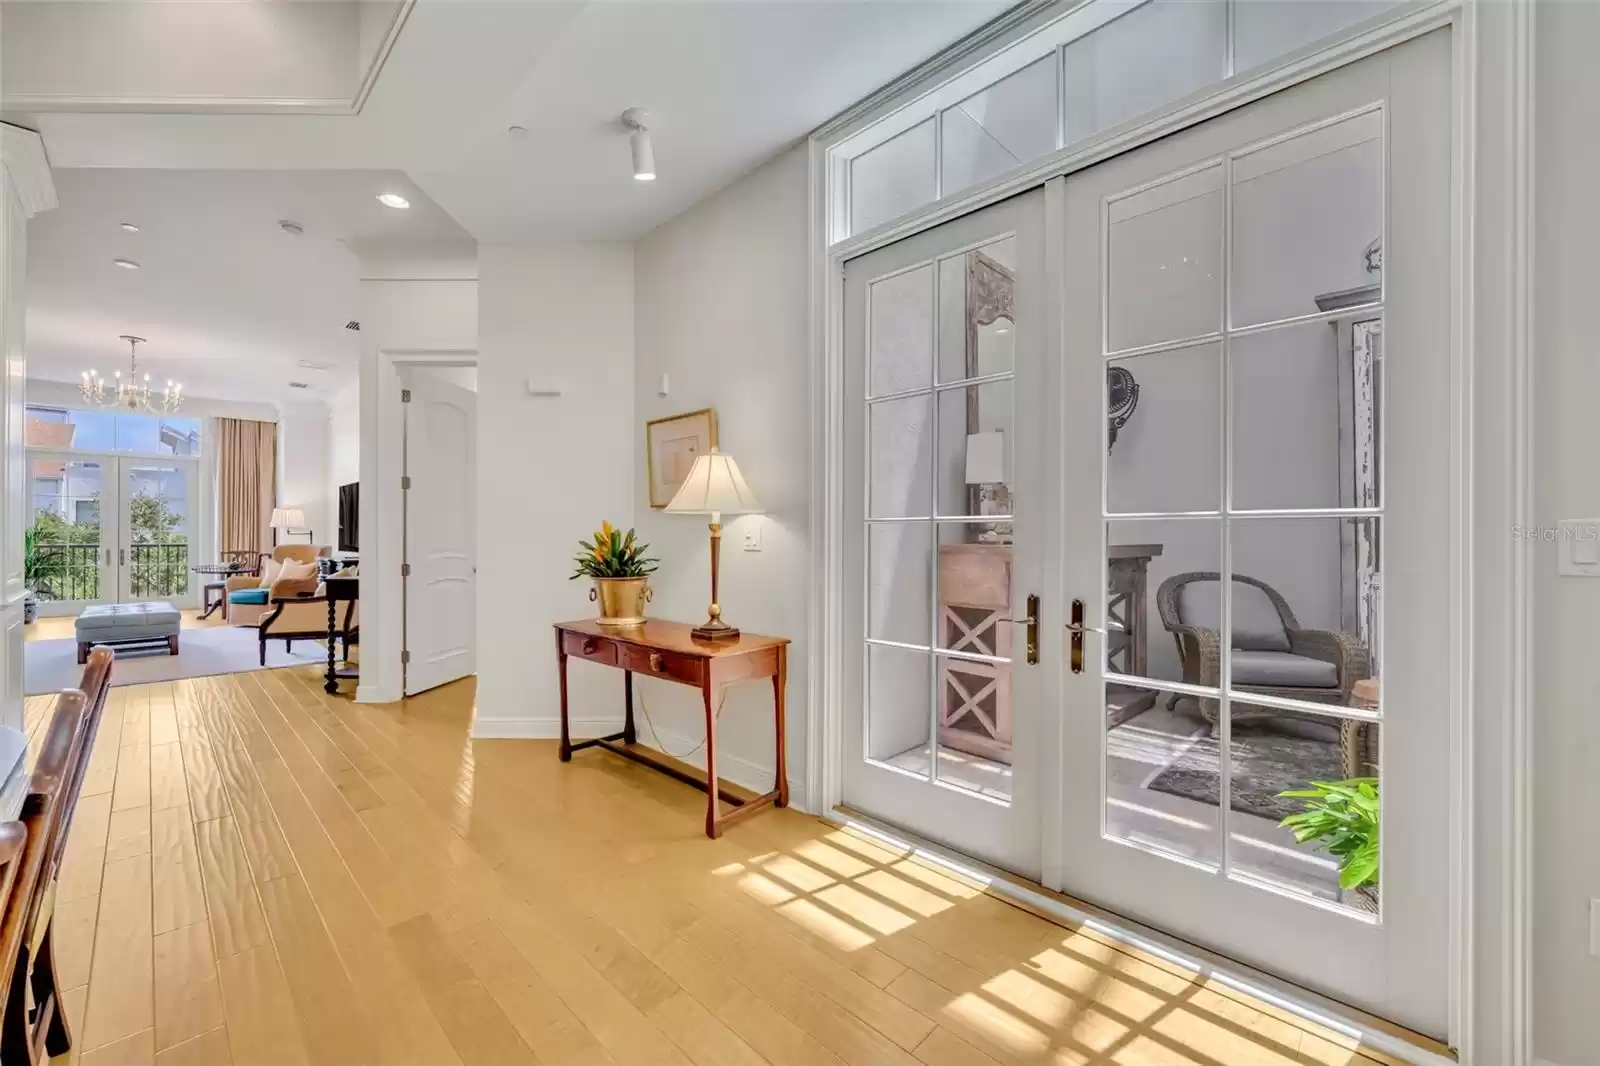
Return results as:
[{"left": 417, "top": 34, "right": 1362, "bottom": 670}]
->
[
  {"left": 1557, "top": 519, "right": 1600, "bottom": 576},
  {"left": 742, "top": 522, "right": 762, "bottom": 552}
]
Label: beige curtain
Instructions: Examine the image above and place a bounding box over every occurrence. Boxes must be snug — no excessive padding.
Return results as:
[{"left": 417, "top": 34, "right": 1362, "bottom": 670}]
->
[{"left": 217, "top": 418, "right": 277, "bottom": 555}]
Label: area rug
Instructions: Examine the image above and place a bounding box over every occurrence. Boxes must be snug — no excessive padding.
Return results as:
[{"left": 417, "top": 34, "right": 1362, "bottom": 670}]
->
[
  {"left": 25, "top": 626, "right": 326, "bottom": 695},
  {"left": 1145, "top": 721, "right": 1343, "bottom": 822}
]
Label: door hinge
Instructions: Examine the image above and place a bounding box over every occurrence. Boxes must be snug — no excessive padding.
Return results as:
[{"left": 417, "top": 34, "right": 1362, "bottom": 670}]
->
[
  {"left": 401, "top": 563, "right": 412, "bottom": 578},
  {"left": 401, "top": 649, "right": 411, "bottom": 665},
  {"left": 401, "top": 388, "right": 412, "bottom": 403},
  {"left": 401, "top": 475, "right": 411, "bottom": 490}
]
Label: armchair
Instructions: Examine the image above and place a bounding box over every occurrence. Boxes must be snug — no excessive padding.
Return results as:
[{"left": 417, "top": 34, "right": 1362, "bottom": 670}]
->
[
  {"left": 258, "top": 593, "right": 357, "bottom": 667},
  {"left": 1156, "top": 571, "right": 1374, "bottom": 778},
  {"left": 224, "top": 545, "right": 329, "bottom": 625}
]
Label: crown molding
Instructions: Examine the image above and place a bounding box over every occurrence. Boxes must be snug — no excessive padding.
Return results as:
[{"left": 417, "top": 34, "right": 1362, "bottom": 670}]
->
[{"left": 0, "top": 124, "right": 57, "bottom": 218}]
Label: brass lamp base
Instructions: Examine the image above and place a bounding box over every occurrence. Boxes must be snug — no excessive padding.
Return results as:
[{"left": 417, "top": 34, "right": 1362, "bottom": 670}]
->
[
  {"left": 691, "top": 614, "right": 740, "bottom": 642},
  {"left": 692, "top": 521, "right": 741, "bottom": 641}
]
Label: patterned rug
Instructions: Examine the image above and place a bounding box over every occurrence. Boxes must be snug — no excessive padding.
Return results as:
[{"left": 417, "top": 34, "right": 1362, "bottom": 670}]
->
[{"left": 1145, "top": 721, "right": 1342, "bottom": 822}]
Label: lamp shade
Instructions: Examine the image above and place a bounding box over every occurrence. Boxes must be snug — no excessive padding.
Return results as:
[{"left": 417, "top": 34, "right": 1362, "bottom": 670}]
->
[
  {"left": 270, "top": 507, "right": 306, "bottom": 529},
  {"left": 964, "top": 431, "right": 1006, "bottom": 485},
  {"left": 664, "top": 449, "right": 762, "bottom": 516}
]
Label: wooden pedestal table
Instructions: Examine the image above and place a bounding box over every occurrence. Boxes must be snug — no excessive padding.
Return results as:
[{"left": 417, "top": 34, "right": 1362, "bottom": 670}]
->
[
  {"left": 323, "top": 575, "right": 360, "bottom": 694},
  {"left": 554, "top": 619, "right": 789, "bottom": 839}
]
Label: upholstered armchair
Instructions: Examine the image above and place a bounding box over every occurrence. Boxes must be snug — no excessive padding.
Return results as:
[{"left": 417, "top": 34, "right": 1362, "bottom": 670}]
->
[
  {"left": 224, "top": 545, "right": 329, "bottom": 625},
  {"left": 258, "top": 592, "right": 357, "bottom": 667},
  {"left": 1156, "top": 571, "right": 1375, "bottom": 777}
]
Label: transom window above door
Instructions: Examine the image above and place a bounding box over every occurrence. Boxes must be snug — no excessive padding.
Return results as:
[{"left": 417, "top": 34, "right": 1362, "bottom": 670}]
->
[{"left": 25, "top": 405, "right": 201, "bottom": 456}]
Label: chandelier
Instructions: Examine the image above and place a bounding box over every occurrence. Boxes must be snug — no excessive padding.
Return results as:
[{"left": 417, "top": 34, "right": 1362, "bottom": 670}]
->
[{"left": 80, "top": 335, "right": 182, "bottom": 414}]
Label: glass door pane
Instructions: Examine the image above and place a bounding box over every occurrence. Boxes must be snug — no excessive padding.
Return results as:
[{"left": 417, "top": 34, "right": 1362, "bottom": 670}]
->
[
  {"left": 27, "top": 457, "right": 109, "bottom": 609},
  {"left": 119, "top": 459, "right": 193, "bottom": 604}
]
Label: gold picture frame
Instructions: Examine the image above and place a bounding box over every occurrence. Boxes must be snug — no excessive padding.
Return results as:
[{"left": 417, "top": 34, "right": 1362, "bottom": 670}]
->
[{"left": 646, "top": 408, "right": 719, "bottom": 508}]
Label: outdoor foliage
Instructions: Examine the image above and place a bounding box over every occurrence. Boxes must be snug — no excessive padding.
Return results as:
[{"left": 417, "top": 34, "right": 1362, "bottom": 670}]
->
[
  {"left": 28, "top": 489, "right": 189, "bottom": 600},
  {"left": 570, "top": 521, "right": 659, "bottom": 580},
  {"left": 1278, "top": 777, "right": 1379, "bottom": 890}
]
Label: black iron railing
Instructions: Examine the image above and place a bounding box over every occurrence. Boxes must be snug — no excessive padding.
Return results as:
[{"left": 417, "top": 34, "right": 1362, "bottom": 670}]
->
[{"left": 30, "top": 541, "right": 189, "bottom": 601}]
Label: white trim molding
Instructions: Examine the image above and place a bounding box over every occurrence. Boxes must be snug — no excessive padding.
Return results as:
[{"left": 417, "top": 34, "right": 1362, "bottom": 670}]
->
[
  {"left": 0, "top": 124, "right": 57, "bottom": 218},
  {"left": 805, "top": 0, "right": 1535, "bottom": 1059}
]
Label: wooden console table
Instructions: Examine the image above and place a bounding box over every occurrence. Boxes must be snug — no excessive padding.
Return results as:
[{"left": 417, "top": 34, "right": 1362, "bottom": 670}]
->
[{"left": 554, "top": 619, "right": 789, "bottom": 839}]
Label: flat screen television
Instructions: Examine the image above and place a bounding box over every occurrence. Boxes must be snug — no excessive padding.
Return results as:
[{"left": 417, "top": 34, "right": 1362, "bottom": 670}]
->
[{"left": 337, "top": 482, "right": 359, "bottom": 552}]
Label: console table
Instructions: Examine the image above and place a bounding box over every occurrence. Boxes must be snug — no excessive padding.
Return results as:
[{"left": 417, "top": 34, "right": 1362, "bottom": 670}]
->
[{"left": 554, "top": 618, "right": 789, "bottom": 839}]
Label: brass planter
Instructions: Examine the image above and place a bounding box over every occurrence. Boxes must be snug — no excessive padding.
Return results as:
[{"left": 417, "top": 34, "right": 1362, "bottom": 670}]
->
[{"left": 590, "top": 576, "right": 651, "bottom": 627}]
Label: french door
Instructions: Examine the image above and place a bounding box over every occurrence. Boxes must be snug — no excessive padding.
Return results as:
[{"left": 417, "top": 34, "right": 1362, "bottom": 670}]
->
[
  {"left": 839, "top": 29, "right": 1453, "bottom": 1036},
  {"left": 841, "top": 191, "right": 1046, "bottom": 877},
  {"left": 27, "top": 451, "right": 199, "bottom": 612}
]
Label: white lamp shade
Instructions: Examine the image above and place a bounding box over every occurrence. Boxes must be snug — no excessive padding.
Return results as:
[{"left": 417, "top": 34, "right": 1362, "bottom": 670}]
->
[
  {"left": 964, "top": 431, "right": 1006, "bottom": 484},
  {"left": 270, "top": 507, "right": 306, "bottom": 529},
  {"left": 664, "top": 450, "right": 762, "bottom": 516}
]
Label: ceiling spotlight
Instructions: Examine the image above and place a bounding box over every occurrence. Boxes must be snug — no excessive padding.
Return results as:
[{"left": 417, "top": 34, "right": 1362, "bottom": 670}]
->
[
  {"left": 119, "top": 222, "right": 140, "bottom": 233},
  {"left": 278, "top": 219, "right": 304, "bottom": 236},
  {"left": 622, "top": 107, "right": 656, "bottom": 182},
  {"left": 377, "top": 193, "right": 411, "bottom": 209},
  {"left": 112, "top": 258, "right": 140, "bottom": 270}
]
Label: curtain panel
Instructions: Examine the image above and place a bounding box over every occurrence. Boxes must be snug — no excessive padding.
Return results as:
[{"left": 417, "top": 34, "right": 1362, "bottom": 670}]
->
[{"left": 217, "top": 418, "right": 276, "bottom": 555}]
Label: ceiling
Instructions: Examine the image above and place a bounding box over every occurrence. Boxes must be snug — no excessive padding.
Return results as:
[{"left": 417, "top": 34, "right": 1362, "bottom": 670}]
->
[
  {"left": 10, "top": 0, "right": 1015, "bottom": 402},
  {"left": 26, "top": 169, "right": 472, "bottom": 404}
]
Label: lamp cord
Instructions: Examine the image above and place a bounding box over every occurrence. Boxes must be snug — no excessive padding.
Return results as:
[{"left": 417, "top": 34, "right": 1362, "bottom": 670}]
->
[{"left": 632, "top": 683, "right": 728, "bottom": 761}]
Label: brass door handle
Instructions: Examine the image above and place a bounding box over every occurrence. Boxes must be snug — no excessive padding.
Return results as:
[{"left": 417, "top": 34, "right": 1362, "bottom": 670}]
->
[
  {"left": 1008, "top": 594, "right": 1039, "bottom": 666},
  {"left": 1067, "top": 598, "right": 1106, "bottom": 674}
]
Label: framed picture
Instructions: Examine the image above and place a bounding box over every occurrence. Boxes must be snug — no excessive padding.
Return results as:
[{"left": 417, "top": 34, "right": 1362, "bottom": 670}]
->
[{"left": 646, "top": 408, "right": 718, "bottom": 508}]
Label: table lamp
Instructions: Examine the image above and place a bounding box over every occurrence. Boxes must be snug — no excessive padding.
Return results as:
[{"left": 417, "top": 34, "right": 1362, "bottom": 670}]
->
[
  {"left": 665, "top": 448, "right": 763, "bottom": 640},
  {"left": 270, "top": 507, "right": 310, "bottom": 546}
]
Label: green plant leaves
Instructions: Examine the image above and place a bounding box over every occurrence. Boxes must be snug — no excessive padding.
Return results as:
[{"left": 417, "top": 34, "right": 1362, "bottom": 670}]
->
[
  {"left": 569, "top": 522, "right": 661, "bottom": 580},
  {"left": 1277, "top": 776, "right": 1380, "bottom": 891}
]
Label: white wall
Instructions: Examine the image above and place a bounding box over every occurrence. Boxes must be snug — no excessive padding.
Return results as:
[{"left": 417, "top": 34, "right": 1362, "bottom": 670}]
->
[
  {"left": 275, "top": 400, "right": 330, "bottom": 548},
  {"left": 632, "top": 146, "right": 809, "bottom": 794},
  {"left": 1534, "top": 4, "right": 1600, "bottom": 1063},
  {"left": 328, "top": 377, "right": 359, "bottom": 495},
  {"left": 474, "top": 244, "right": 634, "bottom": 737}
]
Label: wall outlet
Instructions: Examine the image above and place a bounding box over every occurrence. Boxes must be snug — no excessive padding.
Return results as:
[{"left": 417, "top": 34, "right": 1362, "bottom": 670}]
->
[
  {"left": 1591, "top": 898, "right": 1600, "bottom": 957},
  {"left": 742, "top": 522, "right": 762, "bottom": 552}
]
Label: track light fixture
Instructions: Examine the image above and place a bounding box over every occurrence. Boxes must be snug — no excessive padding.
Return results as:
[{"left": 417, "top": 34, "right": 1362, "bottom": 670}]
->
[{"left": 621, "top": 107, "right": 656, "bottom": 181}]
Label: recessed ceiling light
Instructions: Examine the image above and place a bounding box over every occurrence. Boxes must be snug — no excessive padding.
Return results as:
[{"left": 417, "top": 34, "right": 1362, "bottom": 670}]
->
[
  {"left": 278, "top": 219, "right": 304, "bottom": 236},
  {"left": 377, "top": 193, "right": 411, "bottom": 209},
  {"left": 119, "top": 222, "right": 140, "bottom": 233},
  {"left": 112, "top": 258, "right": 140, "bottom": 270}
]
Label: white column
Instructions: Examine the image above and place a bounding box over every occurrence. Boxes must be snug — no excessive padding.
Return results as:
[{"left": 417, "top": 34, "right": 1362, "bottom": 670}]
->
[{"left": 0, "top": 123, "right": 58, "bottom": 728}]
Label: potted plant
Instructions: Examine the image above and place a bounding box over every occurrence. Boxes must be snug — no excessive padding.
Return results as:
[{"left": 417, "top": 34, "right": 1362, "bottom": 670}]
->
[
  {"left": 22, "top": 524, "right": 52, "bottom": 625},
  {"left": 1278, "top": 777, "right": 1380, "bottom": 913},
  {"left": 571, "top": 521, "right": 658, "bottom": 627}
]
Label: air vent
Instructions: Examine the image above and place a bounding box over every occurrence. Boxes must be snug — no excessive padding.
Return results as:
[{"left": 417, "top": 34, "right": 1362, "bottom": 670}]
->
[
  {"left": 288, "top": 381, "right": 311, "bottom": 389},
  {"left": 344, "top": 320, "right": 360, "bottom": 331}
]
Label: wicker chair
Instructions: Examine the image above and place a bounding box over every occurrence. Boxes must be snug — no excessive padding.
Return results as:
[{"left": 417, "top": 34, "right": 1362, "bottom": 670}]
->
[{"left": 1156, "top": 571, "right": 1375, "bottom": 778}]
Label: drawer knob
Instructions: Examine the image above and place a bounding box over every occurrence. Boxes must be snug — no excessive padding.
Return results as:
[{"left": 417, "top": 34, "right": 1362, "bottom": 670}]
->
[
  {"left": 649, "top": 652, "right": 664, "bottom": 672},
  {"left": 582, "top": 638, "right": 599, "bottom": 655}
]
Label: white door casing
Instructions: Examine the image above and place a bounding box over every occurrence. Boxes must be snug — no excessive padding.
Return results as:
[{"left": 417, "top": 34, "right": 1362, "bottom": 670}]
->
[
  {"left": 403, "top": 369, "right": 476, "bottom": 695},
  {"left": 1055, "top": 29, "right": 1452, "bottom": 1035}
]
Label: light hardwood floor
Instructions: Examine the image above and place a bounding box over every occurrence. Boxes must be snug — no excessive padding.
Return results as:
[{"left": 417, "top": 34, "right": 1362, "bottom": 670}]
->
[
  {"left": 24, "top": 666, "right": 1399, "bottom": 1066},
  {"left": 25, "top": 609, "right": 226, "bottom": 644}
]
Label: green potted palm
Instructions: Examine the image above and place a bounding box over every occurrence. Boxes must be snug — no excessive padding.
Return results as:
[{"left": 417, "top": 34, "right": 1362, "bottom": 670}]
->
[
  {"left": 1279, "top": 777, "right": 1380, "bottom": 913},
  {"left": 570, "top": 521, "right": 658, "bottom": 627},
  {"left": 22, "top": 524, "right": 56, "bottom": 624}
]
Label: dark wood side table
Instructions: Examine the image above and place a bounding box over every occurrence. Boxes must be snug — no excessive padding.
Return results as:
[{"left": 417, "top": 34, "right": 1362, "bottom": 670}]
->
[
  {"left": 324, "top": 575, "right": 360, "bottom": 694},
  {"left": 554, "top": 618, "right": 789, "bottom": 839}
]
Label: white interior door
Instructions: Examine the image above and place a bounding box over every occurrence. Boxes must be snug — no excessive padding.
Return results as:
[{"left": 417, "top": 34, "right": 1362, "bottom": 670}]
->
[
  {"left": 1055, "top": 30, "right": 1452, "bottom": 1034},
  {"left": 403, "top": 368, "right": 476, "bottom": 695},
  {"left": 841, "top": 191, "right": 1047, "bottom": 877}
]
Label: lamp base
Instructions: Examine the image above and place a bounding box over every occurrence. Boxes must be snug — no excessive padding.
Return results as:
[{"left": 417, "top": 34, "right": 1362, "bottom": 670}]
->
[{"left": 691, "top": 616, "right": 741, "bottom": 642}]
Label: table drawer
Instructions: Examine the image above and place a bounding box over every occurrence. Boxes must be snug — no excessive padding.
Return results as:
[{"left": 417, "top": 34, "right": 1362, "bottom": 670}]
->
[
  {"left": 620, "top": 644, "right": 705, "bottom": 687},
  {"left": 562, "top": 631, "right": 618, "bottom": 666}
]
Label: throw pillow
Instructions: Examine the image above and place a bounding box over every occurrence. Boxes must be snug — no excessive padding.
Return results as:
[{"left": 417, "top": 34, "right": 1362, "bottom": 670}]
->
[
  {"left": 278, "top": 559, "right": 318, "bottom": 583},
  {"left": 257, "top": 557, "right": 283, "bottom": 589}
]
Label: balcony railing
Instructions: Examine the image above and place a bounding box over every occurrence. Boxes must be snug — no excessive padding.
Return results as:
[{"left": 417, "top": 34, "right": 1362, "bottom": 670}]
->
[{"left": 29, "top": 541, "right": 189, "bottom": 601}]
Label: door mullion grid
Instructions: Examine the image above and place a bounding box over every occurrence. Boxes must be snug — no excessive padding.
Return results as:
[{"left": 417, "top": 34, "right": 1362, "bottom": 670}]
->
[
  {"left": 1218, "top": 151, "right": 1235, "bottom": 879},
  {"left": 926, "top": 262, "right": 942, "bottom": 788}
]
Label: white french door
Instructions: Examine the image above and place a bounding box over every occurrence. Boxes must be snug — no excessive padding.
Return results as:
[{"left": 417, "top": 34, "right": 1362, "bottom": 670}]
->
[
  {"left": 1054, "top": 31, "right": 1452, "bottom": 1033},
  {"left": 837, "top": 28, "right": 1454, "bottom": 1037},
  {"left": 841, "top": 191, "right": 1047, "bottom": 877},
  {"left": 26, "top": 450, "right": 199, "bottom": 613}
]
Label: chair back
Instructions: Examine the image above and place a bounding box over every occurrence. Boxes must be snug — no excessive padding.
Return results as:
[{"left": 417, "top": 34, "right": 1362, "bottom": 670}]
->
[
  {"left": 1156, "top": 570, "right": 1297, "bottom": 652},
  {"left": 0, "top": 647, "right": 113, "bottom": 1062}
]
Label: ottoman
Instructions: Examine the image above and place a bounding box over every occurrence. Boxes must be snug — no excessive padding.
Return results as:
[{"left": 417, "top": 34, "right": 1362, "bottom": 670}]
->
[{"left": 75, "top": 602, "right": 182, "bottom": 665}]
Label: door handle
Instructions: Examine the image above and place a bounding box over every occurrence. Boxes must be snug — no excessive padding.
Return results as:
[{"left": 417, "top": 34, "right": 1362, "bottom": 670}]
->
[
  {"left": 1066, "top": 598, "right": 1108, "bottom": 674},
  {"left": 1009, "top": 594, "right": 1039, "bottom": 666},
  {"left": 119, "top": 548, "right": 126, "bottom": 566},
  {"left": 104, "top": 548, "right": 111, "bottom": 566}
]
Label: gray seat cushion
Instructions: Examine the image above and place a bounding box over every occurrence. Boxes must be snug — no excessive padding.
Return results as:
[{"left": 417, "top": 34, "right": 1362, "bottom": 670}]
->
[
  {"left": 1176, "top": 579, "right": 1291, "bottom": 652},
  {"left": 1233, "top": 650, "right": 1337, "bottom": 688},
  {"left": 76, "top": 602, "right": 181, "bottom": 637}
]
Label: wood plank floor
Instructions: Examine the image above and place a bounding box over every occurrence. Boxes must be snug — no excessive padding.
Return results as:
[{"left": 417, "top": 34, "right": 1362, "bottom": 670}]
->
[{"left": 25, "top": 666, "right": 1398, "bottom": 1066}]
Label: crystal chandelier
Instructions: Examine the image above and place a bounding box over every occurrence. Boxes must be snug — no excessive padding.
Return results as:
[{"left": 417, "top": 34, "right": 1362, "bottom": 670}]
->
[{"left": 80, "top": 335, "right": 182, "bottom": 414}]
